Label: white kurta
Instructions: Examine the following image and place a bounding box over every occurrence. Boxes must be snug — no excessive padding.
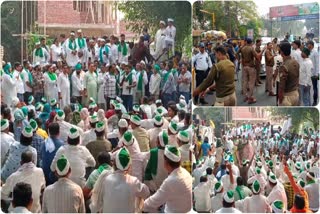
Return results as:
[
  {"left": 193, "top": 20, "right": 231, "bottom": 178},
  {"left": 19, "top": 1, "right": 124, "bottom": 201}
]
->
[
  {"left": 50, "top": 144, "right": 96, "bottom": 188},
  {"left": 165, "top": 25, "right": 176, "bottom": 53},
  {"left": 193, "top": 182, "right": 211, "bottom": 212},
  {"left": 267, "top": 182, "right": 288, "bottom": 210},
  {"left": 50, "top": 44, "right": 63, "bottom": 62},
  {"left": 211, "top": 193, "right": 223, "bottom": 212},
  {"left": 0, "top": 132, "right": 15, "bottom": 165},
  {"left": 216, "top": 207, "right": 242, "bottom": 213},
  {"left": 81, "top": 129, "right": 97, "bottom": 146},
  {"left": 13, "top": 70, "right": 24, "bottom": 94},
  {"left": 33, "top": 47, "right": 49, "bottom": 66},
  {"left": 149, "top": 73, "right": 161, "bottom": 97},
  {"left": 71, "top": 71, "right": 84, "bottom": 97},
  {"left": 1, "top": 163, "right": 45, "bottom": 213},
  {"left": 1, "top": 73, "right": 17, "bottom": 106},
  {"left": 305, "top": 183, "right": 320, "bottom": 211},
  {"left": 235, "top": 194, "right": 271, "bottom": 213},
  {"left": 75, "top": 37, "right": 87, "bottom": 64},
  {"left": 65, "top": 38, "right": 79, "bottom": 67},
  {"left": 147, "top": 127, "right": 163, "bottom": 149},
  {"left": 95, "top": 170, "right": 150, "bottom": 213},
  {"left": 144, "top": 149, "right": 168, "bottom": 192},
  {"left": 57, "top": 73, "right": 70, "bottom": 109},
  {"left": 143, "top": 167, "right": 192, "bottom": 213},
  {"left": 97, "top": 72, "right": 107, "bottom": 105},
  {"left": 118, "top": 136, "right": 144, "bottom": 182},
  {"left": 57, "top": 120, "right": 83, "bottom": 144},
  {"left": 154, "top": 28, "right": 166, "bottom": 59},
  {"left": 118, "top": 43, "right": 130, "bottom": 64},
  {"left": 42, "top": 177, "right": 85, "bottom": 213},
  {"left": 110, "top": 44, "right": 119, "bottom": 64},
  {"left": 43, "top": 72, "right": 58, "bottom": 102}
]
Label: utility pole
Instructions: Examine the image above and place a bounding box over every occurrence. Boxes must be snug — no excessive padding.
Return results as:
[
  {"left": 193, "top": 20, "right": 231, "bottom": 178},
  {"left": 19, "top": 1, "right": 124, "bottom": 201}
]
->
[{"left": 200, "top": 9, "right": 215, "bottom": 29}]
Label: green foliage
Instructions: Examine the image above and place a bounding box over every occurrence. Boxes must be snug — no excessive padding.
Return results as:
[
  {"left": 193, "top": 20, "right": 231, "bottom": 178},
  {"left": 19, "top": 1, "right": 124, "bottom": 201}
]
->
[
  {"left": 193, "top": 0, "right": 261, "bottom": 39},
  {"left": 1, "top": 1, "right": 22, "bottom": 62},
  {"left": 26, "top": 33, "right": 53, "bottom": 58},
  {"left": 267, "top": 108, "right": 319, "bottom": 132},
  {"left": 118, "top": 1, "right": 191, "bottom": 54},
  {"left": 193, "top": 107, "right": 225, "bottom": 136}
]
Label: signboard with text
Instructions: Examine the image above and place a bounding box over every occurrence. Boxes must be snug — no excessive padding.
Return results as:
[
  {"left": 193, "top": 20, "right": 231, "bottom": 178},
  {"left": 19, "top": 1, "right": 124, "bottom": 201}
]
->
[{"left": 269, "top": 2, "right": 319, "bottom": 20}]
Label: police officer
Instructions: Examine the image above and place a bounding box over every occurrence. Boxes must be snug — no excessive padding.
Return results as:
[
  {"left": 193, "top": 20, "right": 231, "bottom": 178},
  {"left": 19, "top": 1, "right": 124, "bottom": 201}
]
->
[
  {"left": 206, "top": 41, "right": 215, "bottom": 65},
  {"left": 277, "top": 42, "right": 299, "bottom": 106},
  {"left": 238, "top": 38, "right": 261, "bottom": 104},
  {"left": 192, "top": 42, "right": 212, "bottom": 104},
  {"left": 193, "top": 46, "right": 236, "bottom": 106}
]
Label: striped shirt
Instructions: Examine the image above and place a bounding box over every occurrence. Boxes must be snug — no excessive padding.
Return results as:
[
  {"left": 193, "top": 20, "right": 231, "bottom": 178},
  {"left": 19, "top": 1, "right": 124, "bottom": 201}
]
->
[{"left": 42, "top": 177, "right": 85, "bottom": 213}]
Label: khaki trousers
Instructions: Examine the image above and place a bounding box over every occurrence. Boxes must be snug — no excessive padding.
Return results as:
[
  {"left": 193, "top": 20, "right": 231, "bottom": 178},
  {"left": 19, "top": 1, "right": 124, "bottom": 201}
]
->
[
  {"left": 265, "top": 66, "right": 273, "bottom": 92},
  {"left": 215, "top": 92, "right": 237, "bottom": 106},
  {"left": 243, "top": 66, "right": 256, "bottom": 97},
  {"left": 280, "top": 90, "right": 299, "bottom": 106}
]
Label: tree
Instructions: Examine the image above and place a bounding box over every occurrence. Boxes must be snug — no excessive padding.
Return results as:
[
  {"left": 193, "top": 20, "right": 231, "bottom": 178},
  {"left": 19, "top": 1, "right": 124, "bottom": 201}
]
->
[
  {"left": 1, "top": 1, "right": 22, "bottom": 62},
  {"left": 267, "top": 108, "right": 319, "bottom": 132},
  {"left": 117, "top": 1, "right": 192, "bottom": 54},
  {"left": 193, "top": 0, "right": 261, "bottom": 39},
  {"left": 193, "top": 107, "right": 225, "bottom": 136}
]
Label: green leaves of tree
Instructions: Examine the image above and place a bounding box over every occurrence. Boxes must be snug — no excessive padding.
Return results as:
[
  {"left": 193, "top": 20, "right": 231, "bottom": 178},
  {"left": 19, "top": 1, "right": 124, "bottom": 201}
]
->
[
  {"left": 1, "top": 1, "right": 22, "bottom": 62},
  {"left": 268, "top": 108, "right": 319, "bottom": 132},
  {"left": 118, "top": 1, "right": 191, "bottom": 54}
]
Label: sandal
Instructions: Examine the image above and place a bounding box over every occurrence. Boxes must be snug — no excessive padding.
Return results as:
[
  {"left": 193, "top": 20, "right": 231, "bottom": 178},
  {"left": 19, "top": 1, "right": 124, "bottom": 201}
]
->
[{"left": 248, "top": 98, "right": 257, "bottom": 104}]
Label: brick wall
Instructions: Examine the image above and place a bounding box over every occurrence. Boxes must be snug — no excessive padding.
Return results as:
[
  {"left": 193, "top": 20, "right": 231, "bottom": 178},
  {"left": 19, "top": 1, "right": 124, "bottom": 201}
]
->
[
  {"left": 232, "top": 107, "right": 268, "bottom": 121},
  {"left": 37, "top": 1, "right": 81, "bottom": 25}
]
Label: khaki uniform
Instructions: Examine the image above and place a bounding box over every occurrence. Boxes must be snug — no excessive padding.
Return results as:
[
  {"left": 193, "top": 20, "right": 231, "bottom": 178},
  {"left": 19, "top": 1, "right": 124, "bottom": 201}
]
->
[
  {"left": 198, "top": 59, "right": 236, "bottom": 106},
  {"left": 265, "top": 49, "right": 275, "bottom": 93},
  {"left": 279, "top": 57, "right": 299, "bottom": 106},
  {"left": 255, "top": 46, "right": 262, "bottom": 83},
  {"left": 132, "top": 127, "right": 150, "bottom": 152},
  {"left": 240, "top": 45, "right": 257, "bottom": 98}
]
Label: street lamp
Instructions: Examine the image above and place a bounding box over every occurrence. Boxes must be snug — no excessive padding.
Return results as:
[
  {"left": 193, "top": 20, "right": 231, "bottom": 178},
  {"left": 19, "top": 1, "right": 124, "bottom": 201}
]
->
[{"left": 200, "top": 9, "right": 215, "bottom": 29}]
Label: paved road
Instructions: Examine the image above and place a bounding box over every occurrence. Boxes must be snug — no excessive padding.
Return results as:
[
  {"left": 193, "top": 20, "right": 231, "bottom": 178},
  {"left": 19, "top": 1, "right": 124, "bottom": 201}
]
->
[{"left": 196, "top": 70, "right": 316, "bottom": 107}]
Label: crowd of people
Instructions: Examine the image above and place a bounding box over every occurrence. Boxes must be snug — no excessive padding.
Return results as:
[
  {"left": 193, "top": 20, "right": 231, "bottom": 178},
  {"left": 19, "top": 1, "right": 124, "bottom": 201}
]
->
[
  {"left": 192, "top": 35, "right": 319, "bottom": 106},
  {"left": 0, "top": 19, "right": 194, "bottom": 213},
  {"left": 192, "top": 118, "right": 319, "bottom": 213},
  {"left": 1, "top": 18, "right": 191, "bottom": 113},
  {"left": 0, "top": 93, "right": 193, "bottom": 212}
]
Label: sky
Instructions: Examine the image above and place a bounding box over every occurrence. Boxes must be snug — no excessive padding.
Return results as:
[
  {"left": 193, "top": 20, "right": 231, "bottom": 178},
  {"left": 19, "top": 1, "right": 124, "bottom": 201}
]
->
[{"left": 254, "top": 0, "right": 317, "bottom": 16}]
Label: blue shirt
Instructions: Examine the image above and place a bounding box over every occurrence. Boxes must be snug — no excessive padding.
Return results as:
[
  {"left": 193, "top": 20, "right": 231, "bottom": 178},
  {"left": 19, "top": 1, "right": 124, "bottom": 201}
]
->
[
  {"left": 41, "top": 137, "right": 64, "bottom": 185},
  {"left": 201, "top": 142, "right": 211, "bottom": 156},
  {"left": 31, "top": 133, "right": 45, "bottom": 167},
  {"left": 1, "top": 142, "right": 37, "bottom": 182}
]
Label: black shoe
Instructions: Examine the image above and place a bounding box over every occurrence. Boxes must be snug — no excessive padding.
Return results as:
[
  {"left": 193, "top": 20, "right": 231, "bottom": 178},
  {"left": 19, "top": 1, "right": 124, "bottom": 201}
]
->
[{"left": 312, "top": 102, "right": 317, "bottom": 106}]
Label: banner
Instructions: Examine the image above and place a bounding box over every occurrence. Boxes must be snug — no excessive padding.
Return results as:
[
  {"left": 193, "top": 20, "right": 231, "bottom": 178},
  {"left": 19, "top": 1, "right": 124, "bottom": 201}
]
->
[
  {"left": 247, "top": 29, "right": 254, "bottom": 39},
  {"left": 270, "top": 2, "right": 319, "bottom": 19}
]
